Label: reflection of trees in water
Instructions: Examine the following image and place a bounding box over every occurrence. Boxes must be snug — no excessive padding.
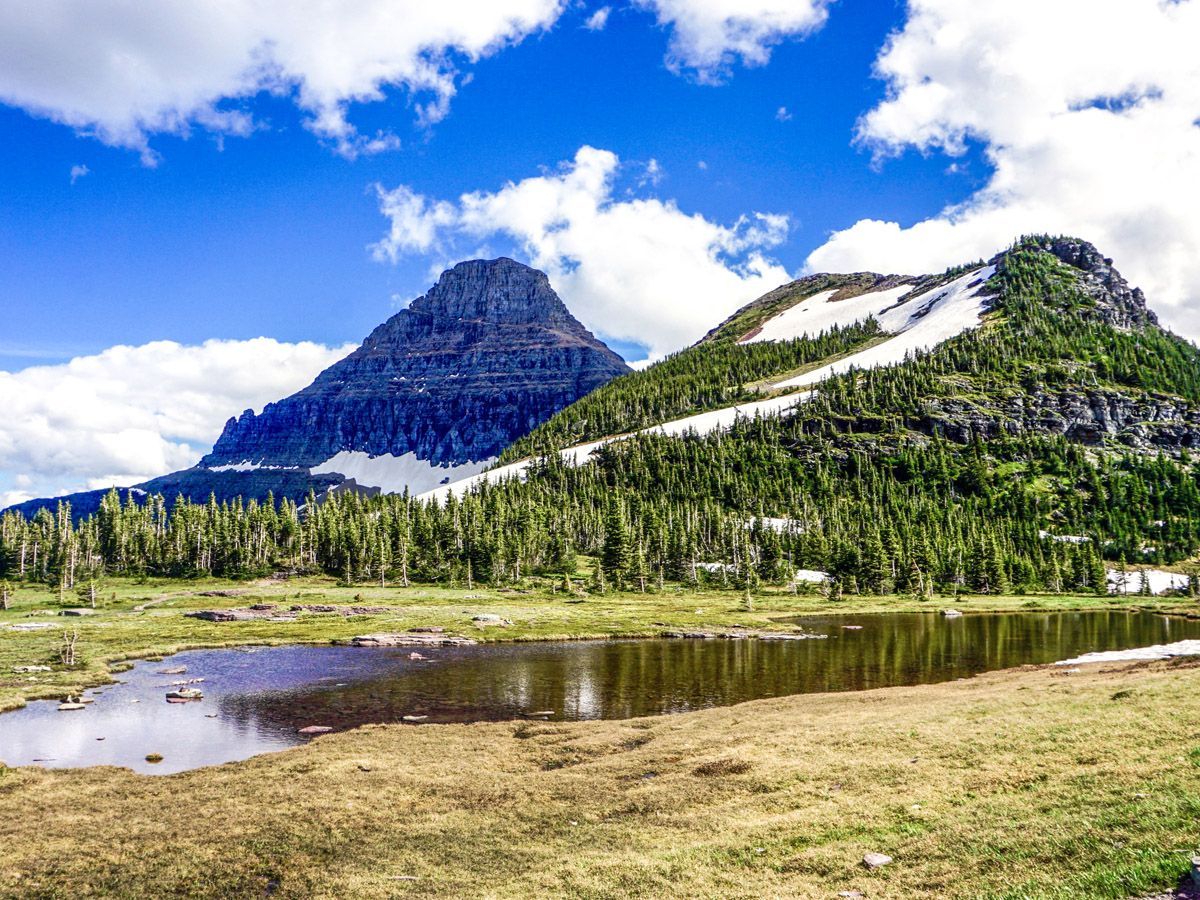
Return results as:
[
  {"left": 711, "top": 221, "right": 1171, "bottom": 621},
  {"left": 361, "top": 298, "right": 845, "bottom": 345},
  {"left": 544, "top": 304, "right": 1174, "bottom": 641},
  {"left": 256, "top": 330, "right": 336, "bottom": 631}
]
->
[{"left": 216, "top": 612, "right": 1200, "bottom": 734}]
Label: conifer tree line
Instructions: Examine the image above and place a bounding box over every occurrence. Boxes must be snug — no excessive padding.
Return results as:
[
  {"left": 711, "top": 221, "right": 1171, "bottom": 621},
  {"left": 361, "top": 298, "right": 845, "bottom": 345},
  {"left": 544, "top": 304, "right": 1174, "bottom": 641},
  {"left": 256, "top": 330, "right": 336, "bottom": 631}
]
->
[
  {"left": 1, "top": 429, "right": 1198, "bottom": 597},
  {"left": 2, "top": 237, "right": 1199, "bottom": 597}
]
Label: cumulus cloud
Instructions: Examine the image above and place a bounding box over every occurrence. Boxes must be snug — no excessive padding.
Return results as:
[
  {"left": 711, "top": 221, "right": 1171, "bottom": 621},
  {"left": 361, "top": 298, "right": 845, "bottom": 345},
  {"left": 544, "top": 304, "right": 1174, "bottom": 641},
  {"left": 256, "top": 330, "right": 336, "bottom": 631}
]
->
[
  {"left": 584, "top": 7, "right": 612, "bottom": 31},
  {"left": 634, "top": 0, "right": 831, "bottom": 81},
  {"left": 0, "top": 338, "right": 354, "bottom": 504},
  {"left": 373, "top": 146, "right": 792, "bottom": 360},
  {"left": 806, "top": 0, "right": 1200, "bottom": 341},
  {"left": 0, "top": 1, "right": 564, "bottom": 161}
]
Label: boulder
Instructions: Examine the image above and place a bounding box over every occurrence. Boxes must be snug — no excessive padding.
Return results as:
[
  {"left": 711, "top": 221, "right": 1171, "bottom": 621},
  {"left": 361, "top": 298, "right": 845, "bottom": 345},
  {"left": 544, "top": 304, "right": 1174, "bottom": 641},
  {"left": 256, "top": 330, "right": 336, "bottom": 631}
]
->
[
  {"left": 862, "top": 852, "right": 893, "bottom": 870},
  {"left": 298, "top": 725, "right": 333, "bottom": 734}
]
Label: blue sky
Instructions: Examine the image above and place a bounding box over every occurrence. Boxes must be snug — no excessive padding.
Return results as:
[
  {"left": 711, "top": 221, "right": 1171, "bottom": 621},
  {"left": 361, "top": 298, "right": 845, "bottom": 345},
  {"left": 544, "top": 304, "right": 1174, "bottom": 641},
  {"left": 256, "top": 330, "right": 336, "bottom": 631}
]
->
[
  {"left": 1, "top": 0, "right": 1197, "bottom": 503},
  {"left": 0, "top": 1, "right": 989, "bottom": 369}
]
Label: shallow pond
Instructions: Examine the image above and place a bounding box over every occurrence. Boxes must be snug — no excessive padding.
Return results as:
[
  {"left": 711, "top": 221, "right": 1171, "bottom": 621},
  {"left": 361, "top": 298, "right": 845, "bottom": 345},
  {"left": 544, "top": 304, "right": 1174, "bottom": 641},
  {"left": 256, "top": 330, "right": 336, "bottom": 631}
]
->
[{"left": 3, "top": 609, "right": 1198, "bottom": 774}]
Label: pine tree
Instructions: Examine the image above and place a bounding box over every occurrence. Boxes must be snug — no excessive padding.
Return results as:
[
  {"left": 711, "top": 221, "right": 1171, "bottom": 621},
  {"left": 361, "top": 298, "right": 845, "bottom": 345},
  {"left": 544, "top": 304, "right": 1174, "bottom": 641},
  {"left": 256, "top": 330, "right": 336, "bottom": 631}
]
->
[{"left": 601, "top": 501, "right": 631, "bottom": 586}]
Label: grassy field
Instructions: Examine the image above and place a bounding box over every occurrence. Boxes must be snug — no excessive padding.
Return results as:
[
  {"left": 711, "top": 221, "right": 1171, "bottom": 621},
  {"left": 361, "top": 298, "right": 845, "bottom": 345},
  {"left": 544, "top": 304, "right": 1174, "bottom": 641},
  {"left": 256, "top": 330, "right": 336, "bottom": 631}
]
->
[{"left": 2, "top": 576, "right": 1200, "bottom": 898}]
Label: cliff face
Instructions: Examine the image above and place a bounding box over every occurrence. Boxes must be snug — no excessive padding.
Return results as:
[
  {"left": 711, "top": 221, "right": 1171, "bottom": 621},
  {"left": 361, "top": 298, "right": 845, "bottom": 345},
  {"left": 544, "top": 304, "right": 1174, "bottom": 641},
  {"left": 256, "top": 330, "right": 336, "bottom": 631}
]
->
[
  {"left": 201, "top": 258, "right": 630, "bottom": 471},
  {"left": 7, "top": 258, "right": 631, "bottom": 518}
]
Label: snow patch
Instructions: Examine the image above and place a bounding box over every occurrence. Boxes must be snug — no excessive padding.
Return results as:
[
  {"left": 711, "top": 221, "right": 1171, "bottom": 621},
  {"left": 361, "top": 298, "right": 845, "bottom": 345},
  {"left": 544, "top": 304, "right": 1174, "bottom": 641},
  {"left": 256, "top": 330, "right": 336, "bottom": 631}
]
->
[
  {"left": 772, "top": 266, "right": 997, "bottom": 390},
  {"left": 421, "top": 267, "right": 996, "bottom": 504},
  {"left": 312, "top": 451, "right": 495, "bottom": 495},
  {"left": 1057, "top": 639, "right": 1200, "bottom": 665},
  {"left": 792, "top": 569, "right": 829, "bottom": 584},
  {"left": 1039, "top": 530, "right": 1091, "bottom": 544},
  {"left": 208, "top": 461, "right": 265, "bottom": 473},
  {"left": 1106, "top": 568, "right": 1192, "bottom": 596}
]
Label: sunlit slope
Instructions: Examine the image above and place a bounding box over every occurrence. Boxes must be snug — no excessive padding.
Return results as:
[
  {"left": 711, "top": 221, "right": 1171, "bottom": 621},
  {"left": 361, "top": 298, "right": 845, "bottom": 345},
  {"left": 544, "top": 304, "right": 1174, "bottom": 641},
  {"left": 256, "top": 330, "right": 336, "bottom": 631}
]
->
[{"left": 425, "top": 236, "right": 1200, "bottom": 504}]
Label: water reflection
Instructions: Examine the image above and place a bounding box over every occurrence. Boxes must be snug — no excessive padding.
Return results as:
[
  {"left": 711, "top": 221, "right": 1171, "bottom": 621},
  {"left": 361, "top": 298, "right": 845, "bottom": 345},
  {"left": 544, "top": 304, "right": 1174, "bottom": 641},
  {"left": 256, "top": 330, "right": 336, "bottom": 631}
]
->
[{"left": 2, "top": 610, "right": 1196, "bottom": 774}]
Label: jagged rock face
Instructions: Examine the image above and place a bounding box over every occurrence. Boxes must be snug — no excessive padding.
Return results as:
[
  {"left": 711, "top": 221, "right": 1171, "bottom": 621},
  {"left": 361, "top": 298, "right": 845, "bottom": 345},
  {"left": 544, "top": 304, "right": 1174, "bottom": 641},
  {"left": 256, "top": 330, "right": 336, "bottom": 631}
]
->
[
  {"left": 1004, "top": 237, "right": 1158, "bottom": 329},
  {"left": 917, "top": 389, "right": 1200, "bottom": 453},
  {"left": 201, "top": 258, "right": 630, "bottom": 470}
]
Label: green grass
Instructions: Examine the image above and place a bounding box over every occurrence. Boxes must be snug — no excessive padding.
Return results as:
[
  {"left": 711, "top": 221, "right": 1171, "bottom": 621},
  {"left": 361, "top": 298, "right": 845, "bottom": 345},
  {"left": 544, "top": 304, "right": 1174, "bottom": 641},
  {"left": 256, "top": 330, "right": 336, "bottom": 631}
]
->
[
  {"left": 1, "top": 650, "right": 1199, "bottom": 897},
  {"left": 3, "top": 576, "right": 1200, "bottom": 897}
]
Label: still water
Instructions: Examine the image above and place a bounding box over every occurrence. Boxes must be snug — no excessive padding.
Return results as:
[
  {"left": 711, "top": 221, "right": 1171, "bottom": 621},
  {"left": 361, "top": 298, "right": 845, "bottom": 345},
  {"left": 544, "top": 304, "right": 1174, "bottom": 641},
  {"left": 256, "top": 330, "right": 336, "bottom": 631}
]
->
[{"left": 2, "top": 610, "right": 1197, "bottom": 774}]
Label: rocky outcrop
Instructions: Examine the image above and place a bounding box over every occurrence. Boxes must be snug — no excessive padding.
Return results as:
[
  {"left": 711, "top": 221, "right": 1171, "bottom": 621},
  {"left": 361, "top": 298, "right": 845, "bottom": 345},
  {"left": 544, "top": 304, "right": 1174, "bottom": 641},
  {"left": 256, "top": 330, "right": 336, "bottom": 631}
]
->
[
  {"left": 201, "top": 258, "right": 629, "bottom": 470},
  {"left": 917, "top": 388, "right": 1200, "bottom": 453},
  {"left": 1001, "top": 236, "right": 1158, "bottom": 328}
]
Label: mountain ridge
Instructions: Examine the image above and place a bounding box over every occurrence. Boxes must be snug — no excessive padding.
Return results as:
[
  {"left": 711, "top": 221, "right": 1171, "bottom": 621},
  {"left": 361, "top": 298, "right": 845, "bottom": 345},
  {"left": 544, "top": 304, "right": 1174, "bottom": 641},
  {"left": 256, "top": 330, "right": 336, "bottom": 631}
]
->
[
  {"left": 6, "top": 257, "right": 630, "bottom": 519},
  {"left": 5, "top": 236, "right": 1200, "bottom": 597}
]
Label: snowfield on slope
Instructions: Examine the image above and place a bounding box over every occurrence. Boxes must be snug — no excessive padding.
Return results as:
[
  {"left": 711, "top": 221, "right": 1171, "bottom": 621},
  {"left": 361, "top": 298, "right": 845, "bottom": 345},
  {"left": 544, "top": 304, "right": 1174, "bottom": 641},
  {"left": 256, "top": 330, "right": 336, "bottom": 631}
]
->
[
  {"left": 312, "top": 450, "right": 495, "bottom": 495},
  {"left": 419, "top": 266, "right": 996, "bottom": 503}
]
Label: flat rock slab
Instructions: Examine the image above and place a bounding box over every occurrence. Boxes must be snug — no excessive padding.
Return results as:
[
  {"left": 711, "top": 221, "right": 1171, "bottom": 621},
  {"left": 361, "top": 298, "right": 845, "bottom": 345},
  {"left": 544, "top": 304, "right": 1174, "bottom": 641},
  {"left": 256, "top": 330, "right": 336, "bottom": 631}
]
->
[
  {"left": 7, "top": 623, "right": 55, "bottom": 631},
  {"left": 298, "top": 725, "right": 333, "bottom": 734},
  {"left": 346, "top": 633, "right": 477, "bottom": 648},
  {"left": 12, "top": 665, "right": 51, "bottom": 673},
  {"left": 185, "top": 609, "right": 298, "bottom": 622},
  {"left": 471, "top": 615, "right": 513, "bottom": 626},
  {"left": 862, "top": 852, "right": 893, "bottom": 870},
  {"left": 289, "top": 604, "right": 393, "bottom": 616}
]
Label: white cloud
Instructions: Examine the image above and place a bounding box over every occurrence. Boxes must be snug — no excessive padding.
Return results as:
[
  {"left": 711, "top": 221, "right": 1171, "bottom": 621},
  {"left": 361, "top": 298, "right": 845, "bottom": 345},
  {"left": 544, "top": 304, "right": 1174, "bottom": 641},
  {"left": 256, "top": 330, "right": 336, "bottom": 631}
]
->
[
  {"left": 806, "top": 0, "right": 1200, "bottom": 341},
  {"left": 372, "top": 145, "right": 792, "bottom": 360},
  {"left": 0, "top": 338, "right": 354, "bottom": 504},
  {"left": 68, "top": 163, "right": 89, "bottom": 184},
  {"left": 0, "top": 1, "right": 565, "bottom": 161},
  {"left": 775, "top": 105, "right": 792, "bottom": 122},
  {"left": 584, "top": 7, "right": 612, "bottom": 31},
  {"left": 634, "top": 0, "right": 830, "bottom": 81}
]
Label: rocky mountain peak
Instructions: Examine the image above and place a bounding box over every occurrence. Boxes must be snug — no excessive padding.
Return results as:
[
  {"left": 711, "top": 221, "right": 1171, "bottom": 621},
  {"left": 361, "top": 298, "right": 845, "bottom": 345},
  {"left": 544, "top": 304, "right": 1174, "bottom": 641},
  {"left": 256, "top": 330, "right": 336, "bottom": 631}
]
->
[
  {"left": 998, "top": 236, "right": 1158, "bottom": 329},
  {"left": 408, "top": 257, "right": 571, "bottom": 325},
  {"left": 186, "top": 257, "right": 629, "bottom": 489}
]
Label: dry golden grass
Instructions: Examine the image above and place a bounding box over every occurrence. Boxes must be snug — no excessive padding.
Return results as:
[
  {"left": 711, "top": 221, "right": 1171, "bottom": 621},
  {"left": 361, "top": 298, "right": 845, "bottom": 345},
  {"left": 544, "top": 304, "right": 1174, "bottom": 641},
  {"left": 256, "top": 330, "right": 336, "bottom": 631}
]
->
[{"left": 2, "top": 658, "right": 1199, "bottom": 899}]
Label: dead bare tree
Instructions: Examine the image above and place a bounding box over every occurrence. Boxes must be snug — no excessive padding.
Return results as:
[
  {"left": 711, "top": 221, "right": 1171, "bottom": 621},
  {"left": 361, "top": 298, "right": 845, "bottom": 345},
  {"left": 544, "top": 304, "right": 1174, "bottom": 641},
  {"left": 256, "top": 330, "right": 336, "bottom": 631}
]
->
[{"left": 58, "top": 628, "right": 79, "bottom": 667}]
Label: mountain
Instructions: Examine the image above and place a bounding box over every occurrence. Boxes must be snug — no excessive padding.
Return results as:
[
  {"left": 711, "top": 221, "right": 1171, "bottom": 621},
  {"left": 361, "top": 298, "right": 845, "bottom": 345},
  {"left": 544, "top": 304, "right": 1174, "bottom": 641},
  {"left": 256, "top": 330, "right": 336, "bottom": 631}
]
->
[
  {"left": 7, "top": 258, "right": 630, "bottom": 519},
  {"left": 484, "top": 235, "right": 1197, "bottom": 473},
  {"left": 5, "top": 236, "right": 1199, "bottom": 595}
]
